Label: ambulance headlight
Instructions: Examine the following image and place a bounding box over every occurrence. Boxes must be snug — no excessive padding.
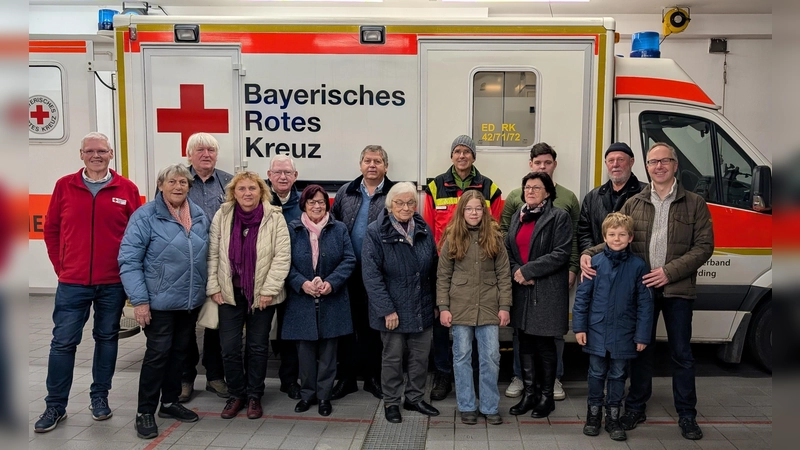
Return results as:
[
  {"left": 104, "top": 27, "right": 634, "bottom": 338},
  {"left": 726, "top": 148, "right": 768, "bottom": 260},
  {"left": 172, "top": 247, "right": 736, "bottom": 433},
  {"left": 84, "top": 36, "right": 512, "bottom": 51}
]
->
[
  {"left": 174, "top": 24, "right": 200, "bottom": 43},
  {"left": 360, "top": 26, "right": 385, "bottom": 45}
]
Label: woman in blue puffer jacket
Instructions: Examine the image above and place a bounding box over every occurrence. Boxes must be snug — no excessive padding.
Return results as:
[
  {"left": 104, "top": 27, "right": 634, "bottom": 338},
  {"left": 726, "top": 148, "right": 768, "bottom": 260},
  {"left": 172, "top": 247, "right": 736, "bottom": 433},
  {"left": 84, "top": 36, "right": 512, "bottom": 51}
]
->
[{"left": 118, "top": 164, "right": 209, "bottom": 439}]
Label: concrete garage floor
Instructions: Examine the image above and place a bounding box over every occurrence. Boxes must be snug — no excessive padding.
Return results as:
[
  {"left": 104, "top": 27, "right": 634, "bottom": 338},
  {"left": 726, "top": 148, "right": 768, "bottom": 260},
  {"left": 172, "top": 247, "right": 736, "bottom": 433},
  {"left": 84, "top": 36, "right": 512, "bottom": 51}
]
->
[{"left": 28, "top": 296, "right": 771, "bottom": 450}]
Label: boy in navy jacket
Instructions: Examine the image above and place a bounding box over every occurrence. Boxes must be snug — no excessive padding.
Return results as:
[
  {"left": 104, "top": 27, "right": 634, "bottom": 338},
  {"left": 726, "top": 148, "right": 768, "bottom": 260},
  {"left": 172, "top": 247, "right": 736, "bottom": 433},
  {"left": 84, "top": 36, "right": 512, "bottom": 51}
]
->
[{"left": 573, "top": 212, "right": 653, "bottom": 441}]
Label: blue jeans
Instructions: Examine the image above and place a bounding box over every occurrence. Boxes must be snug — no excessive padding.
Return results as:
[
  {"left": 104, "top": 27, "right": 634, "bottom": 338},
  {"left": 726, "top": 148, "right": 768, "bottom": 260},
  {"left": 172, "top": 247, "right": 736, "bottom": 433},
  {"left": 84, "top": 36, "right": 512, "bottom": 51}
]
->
[
  {"left": 452, "top": 325, "right": 500, "bottom": 415},
  {"left": 587, "top": 354, "right": 627, "bottom": 407},
  {"left": 625, "top": 291, "right": 697, "bottom": 418},
  {"left": 45, "top": 282, "right": 127, "bottom": 413}
]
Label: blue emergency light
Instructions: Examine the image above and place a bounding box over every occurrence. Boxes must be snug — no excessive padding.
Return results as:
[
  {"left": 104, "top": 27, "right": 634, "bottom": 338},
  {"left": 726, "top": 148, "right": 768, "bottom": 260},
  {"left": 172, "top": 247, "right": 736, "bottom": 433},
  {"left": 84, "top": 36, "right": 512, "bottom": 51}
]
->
[{"left": 630, "top": 31, "right": 661, "bottom": 58}]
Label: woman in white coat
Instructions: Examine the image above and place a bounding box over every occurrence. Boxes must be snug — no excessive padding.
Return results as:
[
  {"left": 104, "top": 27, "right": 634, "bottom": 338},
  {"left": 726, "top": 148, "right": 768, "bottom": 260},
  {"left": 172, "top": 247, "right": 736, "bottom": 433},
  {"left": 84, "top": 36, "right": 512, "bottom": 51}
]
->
[{"left": 206, "top": 171, "right": 291, "bottom": 420}]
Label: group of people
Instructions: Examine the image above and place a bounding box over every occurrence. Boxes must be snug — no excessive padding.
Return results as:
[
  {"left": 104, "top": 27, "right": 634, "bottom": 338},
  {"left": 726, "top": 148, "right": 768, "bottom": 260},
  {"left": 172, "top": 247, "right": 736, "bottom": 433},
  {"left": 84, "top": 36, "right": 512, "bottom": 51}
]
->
[{"left": 35, "top": 131, "right": 714, "bottom": 443}]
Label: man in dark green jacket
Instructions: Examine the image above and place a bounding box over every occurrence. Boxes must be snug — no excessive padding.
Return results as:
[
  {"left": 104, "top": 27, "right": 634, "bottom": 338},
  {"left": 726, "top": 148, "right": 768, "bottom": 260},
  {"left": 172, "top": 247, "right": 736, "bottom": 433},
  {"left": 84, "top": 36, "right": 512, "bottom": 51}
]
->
[{"left": 581, "top": 142, "right": 714, "bottom": 441}]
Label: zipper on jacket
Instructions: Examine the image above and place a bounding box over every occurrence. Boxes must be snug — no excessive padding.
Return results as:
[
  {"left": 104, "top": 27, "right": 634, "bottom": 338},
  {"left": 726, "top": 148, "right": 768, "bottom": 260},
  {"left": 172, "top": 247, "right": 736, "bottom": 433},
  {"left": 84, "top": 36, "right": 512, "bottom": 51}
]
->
[
  {"left": 89, "top": 194, "right": 97, "bottom": 285},
  {"left": 187, "top": 225, "right": 193, "bottom": 312}
]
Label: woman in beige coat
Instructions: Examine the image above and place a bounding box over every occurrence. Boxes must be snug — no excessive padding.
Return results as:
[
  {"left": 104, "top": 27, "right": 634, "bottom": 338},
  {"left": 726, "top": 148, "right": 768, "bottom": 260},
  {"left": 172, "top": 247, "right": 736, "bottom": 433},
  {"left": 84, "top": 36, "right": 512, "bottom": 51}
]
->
[{"left": 207, "top": 171, "right": 291, "bottom": 420}]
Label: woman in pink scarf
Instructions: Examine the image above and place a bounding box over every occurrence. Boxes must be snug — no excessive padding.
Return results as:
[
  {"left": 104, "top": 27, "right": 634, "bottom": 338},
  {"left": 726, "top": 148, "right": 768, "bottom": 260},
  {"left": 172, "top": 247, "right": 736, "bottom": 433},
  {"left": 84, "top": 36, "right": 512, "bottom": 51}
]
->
[{"left": 282, "top": 185, "right": 356, "bottom": 417}]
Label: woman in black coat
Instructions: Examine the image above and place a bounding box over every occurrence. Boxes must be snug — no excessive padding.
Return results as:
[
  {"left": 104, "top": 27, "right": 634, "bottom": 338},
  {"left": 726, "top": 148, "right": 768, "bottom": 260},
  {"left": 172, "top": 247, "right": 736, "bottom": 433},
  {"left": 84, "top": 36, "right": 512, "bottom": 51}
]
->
[
  {"left": 505, "top": 172, "right": 572, "bottom": 419},
  {"left": 362, "top": 182, "right": 440, "bottom": 424},
  {"left": 283, "top": 185, "right": 356, "bottom": 417}
]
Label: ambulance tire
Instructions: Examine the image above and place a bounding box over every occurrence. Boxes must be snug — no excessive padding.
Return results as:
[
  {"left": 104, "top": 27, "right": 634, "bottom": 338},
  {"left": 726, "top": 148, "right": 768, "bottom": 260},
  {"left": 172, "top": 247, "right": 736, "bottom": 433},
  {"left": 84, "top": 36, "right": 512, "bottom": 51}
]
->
[{"left": 746, "top": 300, "right": 771, "bottom": 373}]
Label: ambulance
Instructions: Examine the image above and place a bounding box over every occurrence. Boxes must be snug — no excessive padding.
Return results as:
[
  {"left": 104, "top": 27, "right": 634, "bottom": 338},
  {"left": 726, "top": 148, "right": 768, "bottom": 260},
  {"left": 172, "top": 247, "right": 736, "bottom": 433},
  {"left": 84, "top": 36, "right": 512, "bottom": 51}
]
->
[{"left": 29, "top": 15, "right": 772, "bottom": 371}]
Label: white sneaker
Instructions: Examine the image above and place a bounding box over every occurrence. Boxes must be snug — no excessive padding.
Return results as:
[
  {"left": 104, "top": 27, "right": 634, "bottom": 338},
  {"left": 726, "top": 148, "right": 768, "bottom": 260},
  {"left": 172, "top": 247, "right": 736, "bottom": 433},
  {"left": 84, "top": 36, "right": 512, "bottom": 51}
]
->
[
  {"left": 553, "top": 379, "right": 566, "bottom": 401},
  {"left": 505, "top": 377, "right": 524, "bottom": 398}
]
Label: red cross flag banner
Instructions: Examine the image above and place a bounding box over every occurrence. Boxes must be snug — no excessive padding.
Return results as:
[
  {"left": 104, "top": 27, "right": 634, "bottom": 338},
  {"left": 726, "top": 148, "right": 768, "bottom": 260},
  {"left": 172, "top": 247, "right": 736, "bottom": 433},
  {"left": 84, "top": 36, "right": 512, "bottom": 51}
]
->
[{"left": 29, "top": 66, "right": 64, "bottom": 140}]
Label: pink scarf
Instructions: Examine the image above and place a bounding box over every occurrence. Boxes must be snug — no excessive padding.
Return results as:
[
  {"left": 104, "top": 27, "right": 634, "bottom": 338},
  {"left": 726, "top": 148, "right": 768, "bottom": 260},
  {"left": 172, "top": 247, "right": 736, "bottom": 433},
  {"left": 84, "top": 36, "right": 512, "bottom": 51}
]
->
[
  {"left": 301, "top": 212, "right": 329, "bottom": 270},
  {"left": 164, "top": 196, "right": 192, "bottom": 232}
]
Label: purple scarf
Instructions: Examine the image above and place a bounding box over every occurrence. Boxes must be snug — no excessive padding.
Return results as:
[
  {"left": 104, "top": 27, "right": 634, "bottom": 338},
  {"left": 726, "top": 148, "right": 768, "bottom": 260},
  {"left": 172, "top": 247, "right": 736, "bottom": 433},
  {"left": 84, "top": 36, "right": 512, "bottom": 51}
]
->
[{"left": 229, "top": 202, "right": 264, "bottom": 309}]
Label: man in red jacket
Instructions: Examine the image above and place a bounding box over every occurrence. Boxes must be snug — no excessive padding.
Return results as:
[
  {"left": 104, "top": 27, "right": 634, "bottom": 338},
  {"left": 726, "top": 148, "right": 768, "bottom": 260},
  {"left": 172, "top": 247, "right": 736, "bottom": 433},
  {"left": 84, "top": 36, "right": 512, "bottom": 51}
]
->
[{"left": 35, "top": 132, "right": 142, "bottom": 433}]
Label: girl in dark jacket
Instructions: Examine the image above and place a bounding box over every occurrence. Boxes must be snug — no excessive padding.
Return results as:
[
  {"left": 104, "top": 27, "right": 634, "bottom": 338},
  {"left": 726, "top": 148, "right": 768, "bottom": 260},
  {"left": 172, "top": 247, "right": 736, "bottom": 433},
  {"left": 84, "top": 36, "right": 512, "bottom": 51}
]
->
[
  {"left": 505, "top": 172, "right": 572, "bottom": 419},
  {"left": 283, "top": 185, "right": 356, "bottom": 417},
  {"left": 362, "top": 182, "right": 440, "bottom": 424}
]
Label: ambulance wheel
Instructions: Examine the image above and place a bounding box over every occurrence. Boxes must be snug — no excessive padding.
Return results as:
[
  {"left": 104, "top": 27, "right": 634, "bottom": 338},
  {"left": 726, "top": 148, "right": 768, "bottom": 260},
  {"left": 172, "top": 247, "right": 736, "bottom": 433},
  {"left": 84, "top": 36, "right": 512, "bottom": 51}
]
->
[{"left": 747, "top": 300, "right": 771, "bottom": 373}]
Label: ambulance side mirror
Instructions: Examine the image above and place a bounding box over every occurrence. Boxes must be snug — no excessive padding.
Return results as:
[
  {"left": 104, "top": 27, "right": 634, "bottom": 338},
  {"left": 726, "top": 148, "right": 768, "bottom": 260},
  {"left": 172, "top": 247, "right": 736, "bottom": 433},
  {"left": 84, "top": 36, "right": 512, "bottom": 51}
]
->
[{"left": 751, "top": 165, "right": 772, "bottom": 213}]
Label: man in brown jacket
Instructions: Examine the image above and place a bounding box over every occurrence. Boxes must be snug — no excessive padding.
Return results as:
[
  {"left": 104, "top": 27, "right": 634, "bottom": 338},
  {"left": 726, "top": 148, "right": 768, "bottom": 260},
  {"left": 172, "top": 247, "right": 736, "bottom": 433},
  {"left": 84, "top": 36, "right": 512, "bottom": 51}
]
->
[{"left": 580, "top": 142, "right": 714, "bottom": 441}]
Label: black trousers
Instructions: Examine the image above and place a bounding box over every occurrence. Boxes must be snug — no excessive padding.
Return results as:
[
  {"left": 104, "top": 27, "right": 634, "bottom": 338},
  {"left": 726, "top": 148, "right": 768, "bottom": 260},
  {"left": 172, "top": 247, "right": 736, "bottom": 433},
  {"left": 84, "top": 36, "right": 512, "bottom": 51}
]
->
[
  {"left": 276, "top": 301, "right": 300, "bottom": 387},
  {"left": 336, "top": 267, "right": 382, "bottom": 382},
  {"left": 218, "top": 289, "right": 276, "bottom": 400},
  {"left": 297, "top": 338, "right": 338, "bottom": 402},
  {"left": 181, "top": 326, "right": 225, "bottom": 383},
  {"left": 138, "top": 307, "right": 199, "bottom": 414}
]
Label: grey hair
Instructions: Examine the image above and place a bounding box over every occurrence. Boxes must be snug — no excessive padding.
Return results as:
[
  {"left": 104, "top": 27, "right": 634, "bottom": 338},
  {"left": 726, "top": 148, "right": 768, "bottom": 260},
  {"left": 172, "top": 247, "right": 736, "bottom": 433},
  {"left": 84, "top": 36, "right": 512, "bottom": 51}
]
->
[
  {"left": 186, "top": 132, "right": 220, "bottom": 158},
  {"left": 648, "top": 142, "right": 678, "bottom": 161},
  {"left": 269, "top": 155, "right": 297, "bottom": 172},
  {"left": 384, "top": 181, "right": 417, "bottom": 209},
  {"left": 80, "top": 132, "right": 111, "bottom": 150},
  {"left": 359, "top": 145, "right": 389, "bottom": 167},
  {"left": 156, "top": 164, "right": 194, "bottom": 189}
]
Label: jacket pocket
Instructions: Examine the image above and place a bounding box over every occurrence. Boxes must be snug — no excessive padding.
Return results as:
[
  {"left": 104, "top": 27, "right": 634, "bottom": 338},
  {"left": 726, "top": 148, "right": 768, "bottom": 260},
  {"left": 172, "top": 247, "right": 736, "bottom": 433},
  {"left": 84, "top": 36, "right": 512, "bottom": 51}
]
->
[
  {"left": 156, "top": 265, "right": 167, "bottom": 293},
  {"left": 449, "top": 274, "right": 471, "bottom": 300}
]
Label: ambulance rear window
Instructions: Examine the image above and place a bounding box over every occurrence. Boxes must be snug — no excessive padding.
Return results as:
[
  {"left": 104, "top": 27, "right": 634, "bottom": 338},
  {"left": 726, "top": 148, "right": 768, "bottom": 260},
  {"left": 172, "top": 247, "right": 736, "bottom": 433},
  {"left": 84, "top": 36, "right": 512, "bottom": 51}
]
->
[{"left": 472, "top": 71, "right": 538, "bottom": 149}]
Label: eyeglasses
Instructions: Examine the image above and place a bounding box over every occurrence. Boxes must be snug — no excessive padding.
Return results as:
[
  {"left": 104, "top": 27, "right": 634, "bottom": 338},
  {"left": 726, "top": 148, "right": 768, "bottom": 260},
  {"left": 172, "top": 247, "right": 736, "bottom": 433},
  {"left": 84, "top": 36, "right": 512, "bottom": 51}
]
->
[
  {"left": 605, "top": 157, "right": 630, "bottom": 165},
  {"left": 452, "top": 149, "right": 473, "bottom": 157},
  {"left": 646, "top": 157, "right": 676, "bottom": 167},
  {"left": 523, "top": 185, "right": 544, "bottom": 192},
  {"left": 306, "top": 199, "right": 326, "bottom": 206},
  {"left": 362, "top": 158, "right": 385, "bottom": 166},
  {"left": 392, "top": 200, "right": 417, "bottom": 209},
  {"left": 81, "top": 150, "right": 110, "bottom": 156},
  {"left": 270, "top": 170, "right": 296, "bottom": 177},
  {"left": 464, "top": 207, "right": 484, "bottom": 214}
]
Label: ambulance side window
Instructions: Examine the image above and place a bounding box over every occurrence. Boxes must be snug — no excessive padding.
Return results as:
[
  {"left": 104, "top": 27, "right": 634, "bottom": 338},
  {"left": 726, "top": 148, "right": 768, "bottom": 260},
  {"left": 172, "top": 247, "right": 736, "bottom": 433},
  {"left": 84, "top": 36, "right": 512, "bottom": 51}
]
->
[
  {"left": 472, "top": 71, "right": 537, "bottom": 148},
  {"left": 640, "top": 112, "right": 719, "bottom": 203}
]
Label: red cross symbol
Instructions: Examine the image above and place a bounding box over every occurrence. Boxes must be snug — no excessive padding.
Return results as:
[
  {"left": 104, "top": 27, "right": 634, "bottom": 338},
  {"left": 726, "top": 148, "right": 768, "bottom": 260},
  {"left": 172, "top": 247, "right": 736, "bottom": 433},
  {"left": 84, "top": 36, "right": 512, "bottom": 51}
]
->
[
  {"left": 30, "top": 104, "right": 50, "bottom": 125},
  {"left": 156, "top": 84, "right": 229, "bottom": 156}
]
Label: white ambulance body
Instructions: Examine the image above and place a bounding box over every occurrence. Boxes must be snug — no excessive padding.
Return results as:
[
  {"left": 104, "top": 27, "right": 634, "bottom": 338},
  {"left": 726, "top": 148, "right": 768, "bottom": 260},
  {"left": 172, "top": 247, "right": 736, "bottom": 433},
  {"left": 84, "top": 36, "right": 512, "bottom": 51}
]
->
[{"left": 28, "top": 16, "right": 772, "bottom": 370}]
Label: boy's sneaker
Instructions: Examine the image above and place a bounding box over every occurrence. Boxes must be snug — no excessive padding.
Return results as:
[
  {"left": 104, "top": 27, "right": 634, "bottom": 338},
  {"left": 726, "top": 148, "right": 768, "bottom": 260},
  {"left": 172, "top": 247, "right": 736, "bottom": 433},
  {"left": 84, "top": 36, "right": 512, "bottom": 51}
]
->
[
  {"left": 678, "top": 417, "right": 703, "bottom": 440},
  {"left": 553, "top": 379, "right": 566, "bottom": 400},
  {"left": 158, "top": 403, "right": 199, "bottom": 422},
  {"left": 33, "top": 407, "right": 67, "bottom": 433},
  {"left": 504, "top": 377, "right": 523, "bottom": 398},
  {"left": 89, "top": 397, "right": 113, "bottom": 421},
  {"left": 135, "top": 413, "right": 158, "bottom": 439}
]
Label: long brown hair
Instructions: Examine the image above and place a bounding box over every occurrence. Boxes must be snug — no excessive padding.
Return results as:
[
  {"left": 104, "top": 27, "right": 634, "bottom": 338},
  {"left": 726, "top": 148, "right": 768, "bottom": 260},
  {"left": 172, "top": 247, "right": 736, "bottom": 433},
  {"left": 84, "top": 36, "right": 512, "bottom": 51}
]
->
[{"left": 439, "top": 190, "right": 502, "bottom": 260}]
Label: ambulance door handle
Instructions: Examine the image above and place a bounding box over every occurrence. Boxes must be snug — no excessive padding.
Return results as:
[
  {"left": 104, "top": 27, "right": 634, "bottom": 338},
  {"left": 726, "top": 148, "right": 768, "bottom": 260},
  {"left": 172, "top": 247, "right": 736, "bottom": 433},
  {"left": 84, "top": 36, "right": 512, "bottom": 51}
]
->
[{"left": 233, "top": 64, "right": 246, "bottom": 76}]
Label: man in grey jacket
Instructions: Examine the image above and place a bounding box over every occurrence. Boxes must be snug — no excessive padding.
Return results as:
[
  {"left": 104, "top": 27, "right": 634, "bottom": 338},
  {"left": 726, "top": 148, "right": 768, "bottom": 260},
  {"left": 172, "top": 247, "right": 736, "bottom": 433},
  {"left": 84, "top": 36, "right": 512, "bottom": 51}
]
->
[
  {"left": 330, "top": 145, "right": 395, "bottom": 400},
  {"left": 180, "top": 132, "right": 233, "bottom": 403},
  {"left": 581, "top": 142, "right": 714, "bottom": 441}
]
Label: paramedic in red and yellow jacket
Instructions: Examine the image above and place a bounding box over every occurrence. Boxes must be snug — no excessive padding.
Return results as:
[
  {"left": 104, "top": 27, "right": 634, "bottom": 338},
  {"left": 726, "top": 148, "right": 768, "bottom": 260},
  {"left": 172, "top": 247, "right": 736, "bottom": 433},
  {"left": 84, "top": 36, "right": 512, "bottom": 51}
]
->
[
  {"left": 423, "top": 134, "right": 502, "bottom": 400},
  {"left": 35, "top": 132, "right": 141, "bottom": 434}
]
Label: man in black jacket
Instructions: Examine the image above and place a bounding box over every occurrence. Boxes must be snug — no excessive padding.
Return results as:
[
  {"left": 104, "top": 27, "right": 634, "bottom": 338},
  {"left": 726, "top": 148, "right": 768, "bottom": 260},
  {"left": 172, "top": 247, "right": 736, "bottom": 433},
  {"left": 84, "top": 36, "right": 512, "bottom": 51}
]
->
[
  {"left": 330, "top": 145, "right": 395, "bottom": 400},
  {"left": 577, "top": 142, "right": 647, "bottom": 252}
]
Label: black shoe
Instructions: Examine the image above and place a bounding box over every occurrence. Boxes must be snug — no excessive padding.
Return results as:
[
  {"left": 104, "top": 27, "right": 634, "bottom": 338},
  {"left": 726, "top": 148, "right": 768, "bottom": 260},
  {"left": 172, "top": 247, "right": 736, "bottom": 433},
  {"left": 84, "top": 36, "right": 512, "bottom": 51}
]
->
[
  {"left": 330, "top": 380, "right": 358, "bottom": 400},
  {"left": 461, "top": 411, "right": 478, "bottom": 425},
  {"left": 34, "top": 407, "right": 67, "bottom": 433},
  {"left": 619, "top": 410, "right": 646, "bottom": 430},
  {"left": 384, "top": 405, "right": 402, "bottom": 423},
  {"left": 531, "top": 394, "right": 555, "bottom": 418},
  {"left": 158, "top": 403, "right": 199, "bottom": 422},
  {"left": 135, "top": 413, "right": 158, "bottom": 439},
  {"left": 403, "top": 400, "right": 440, "bottom": 416},
  {"left": 583, "top": 405, "right": 602, "bottom": 436},
  {"left": 318, "top": 400, "right": 332, "bottom": 417},
  {"left": 509, "top": 391, "right": 536, "bottom": 416},
  {"left": 280, "top": 382, "right": 302, "bottom": 400},
  {"left": 363, "top": 377, "right": 384, "bottom": 400},
  {"left": 678, "top": 417, "right": 703, "bottom": 440},
  {"left": 605, "top": 407, "right": 627, "bottom": 441},
  {"left": 430, "top": 372, "right": 452, "bottom": 401},
  {"left": 294, "top": 398, "right": 318, "bottom": 413}
]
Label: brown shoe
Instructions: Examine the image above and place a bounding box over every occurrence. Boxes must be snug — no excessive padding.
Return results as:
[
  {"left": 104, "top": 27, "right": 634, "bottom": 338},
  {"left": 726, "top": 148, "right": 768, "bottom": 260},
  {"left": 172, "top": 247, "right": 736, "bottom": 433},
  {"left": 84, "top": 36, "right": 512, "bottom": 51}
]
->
[
  {"left": 247, "top": 398, "right": 263, "bottom": 420},
  {"left": 178, "top": 382, "right": 193, "bottom": 403},
  {"left": 221, "top": 397, "right": 246, "bottom": 419}
]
